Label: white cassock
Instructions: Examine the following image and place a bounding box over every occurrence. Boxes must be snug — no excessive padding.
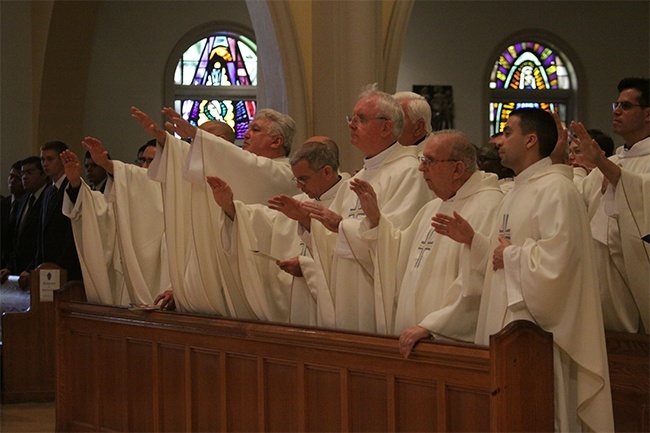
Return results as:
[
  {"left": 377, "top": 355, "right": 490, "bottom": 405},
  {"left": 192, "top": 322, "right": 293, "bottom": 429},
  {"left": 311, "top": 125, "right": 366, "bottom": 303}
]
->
[
  {"left": 63, "top": 180, "right": 127, "bottom": 305},
  {"left": 63, "top": 162, "right": 171, "bottom": 306},
  {"left": 476, "top": 158, "right": 614, "bottom": 433},
  {"left": 148, "top": 130, "right": 300, "bottom": 317},
  {"left": 578, "top": 137, "right": 650, "bottom": 333},
  {"left": 356, "top": 170, "right": 503, "bottom": 339},
  {"left": 221, "top": 175, "right": 349, "bottom": 325},
  {"left": 309, "top": 143, "right": 433, "bottom": 333}
]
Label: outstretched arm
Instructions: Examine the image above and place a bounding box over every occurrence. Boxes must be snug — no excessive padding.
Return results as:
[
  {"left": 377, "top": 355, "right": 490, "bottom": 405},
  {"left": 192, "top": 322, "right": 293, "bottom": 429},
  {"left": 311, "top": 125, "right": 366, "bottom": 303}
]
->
[
  {"left": 301, "top": 202, "right": 342, "bottom": 233},
  {"left": 570, "top": 120, "right": 621, "bottom": 186},
  {"left": 349, "top": 178, "right": 380, "bottom": 228},
  {"left": 206, "top": 175, "right": 236, "bottom": 220},
  {"left": 162, "top": 107, "right": 197, "bottom": 140},
  {"left": 131, "top": 106, "right": 167, "bottom": 145},
  {"left": 82, "top": 137, "right": 114, "bottom": 174},
  {"left": 60, "top": 150, "right": 83, "bottom": 188},
  {"left": 268, "top": 194, "right": 311, "bottom": 229}
]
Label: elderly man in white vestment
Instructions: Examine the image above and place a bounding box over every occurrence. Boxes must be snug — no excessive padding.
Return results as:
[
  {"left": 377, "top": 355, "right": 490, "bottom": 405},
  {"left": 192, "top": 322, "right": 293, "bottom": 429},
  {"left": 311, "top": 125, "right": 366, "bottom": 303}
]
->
[
  {"left": 394, "top": 91, "right": 432, "bottom": 150},
  {"left": 131, "top": 107, "right": 299, "bottom": 317},
  {"left": 572, "top": 77, "right": 650, "bottom": 334},
  {"left": 442, "top": 108, "right": 613, "bottom": 432},
  {"left": 206, "top": 138, "right": 349, "bottom": 326},
  {"left": 61, "top": 141, "right": 171, "bottom": 307},
  {"left": 302, "top": 84, "right": 432, "bottom": 333},
  {"left": 347, "top": 131, "right": 503, "bottom": 356}
]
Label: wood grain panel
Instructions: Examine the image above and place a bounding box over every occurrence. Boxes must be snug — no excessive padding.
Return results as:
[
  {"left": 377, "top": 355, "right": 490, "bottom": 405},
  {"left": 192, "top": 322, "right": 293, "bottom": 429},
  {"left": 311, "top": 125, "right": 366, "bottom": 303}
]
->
[
  {"left": 126, "top": 339, "right": 154, "bottom": 432},
  {"left": 395, "top": 378, "right": 438, "bottom": 432},
  {"left": 97, "top": 335, "right": 126, "bottom": 431},
  {"left": 158, "top": 343, "right": 186, "bottom": 432},
  {"left": 190, "top": 348, "right": 222, "bottom": 432},
  {"left": 446, "top": 386, "right": 490, "bottom": 432},
  {"left": 225, "top": 353, "right": 258, "bottom": 432},
  {"left": 349, "top": 371, "right": 388, "bottom": 432},
  {"left": 264, "top": 359, "right": 299, "bottom": 432},
  {"left": 68, "top": 330, "right": 95, "bottom": 427},
  {"left": 304, "top": 365, "right": 342, "bottom": 432}
]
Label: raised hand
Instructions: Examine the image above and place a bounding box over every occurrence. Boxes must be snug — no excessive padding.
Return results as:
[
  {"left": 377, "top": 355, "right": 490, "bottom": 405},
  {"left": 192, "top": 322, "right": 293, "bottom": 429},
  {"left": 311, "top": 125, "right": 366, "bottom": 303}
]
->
[
  {"left": 349, "top": 178, "right": 380, "bottom": 228},
  {"left": 268, "top": 194, "right": 310, "bottom": 228},
  {"left": 206, "top": 175, "right": 236, "bottom": 219},
  {"left": 60, "top": 150, "right": 82, "bottom": 188},
  {"left": 302, "top": 202, "right": 342, "bottom": 233},
  {"left": 550, "top": 111, "right": 569, "bottom": 164},
  {"left": 431, "top": 211, "right": 475, "bottom": 246},
  {"left": 162, "top": 107, "right": 197, "bottom": 140},
  {"left": 82, "top": 136, "right": 114, "bottom": 174},
  {"left": 131, "top": 106, "right": 167, "bottom": 144}
]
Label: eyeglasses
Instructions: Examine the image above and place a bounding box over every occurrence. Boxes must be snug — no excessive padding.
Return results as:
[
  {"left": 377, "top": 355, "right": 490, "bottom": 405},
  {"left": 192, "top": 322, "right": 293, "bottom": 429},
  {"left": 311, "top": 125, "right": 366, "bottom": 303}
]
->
[
  {"left": 418, "top": 156, "right": 457, "bottom": 166},
  {"left": 612, "top": 101, "right": 647, "bottom": 111},
  {"left": 345, "top": 114, "right": 389, "bottom": 125},
  {"left": 292, "top": 167, "right": 324, "bottom": 186},
  {"left": 135, "top": 157, "right": 155, "bottom": 166}
]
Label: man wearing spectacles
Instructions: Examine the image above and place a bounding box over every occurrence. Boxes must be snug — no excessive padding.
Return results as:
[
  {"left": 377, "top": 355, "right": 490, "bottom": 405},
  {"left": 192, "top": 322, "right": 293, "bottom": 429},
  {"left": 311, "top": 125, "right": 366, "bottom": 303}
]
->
[
  {"left": 342, "top": 130, "right": 503, "bottom": 353},
  {"left": 205, "top": 138, "right": 349, "bottom": 325},
  {"left": 571, "top": 77, "right": 650, "bottom": 335},
  {"left": 302, "top": 84, "right": 432, "bottom": 333}
]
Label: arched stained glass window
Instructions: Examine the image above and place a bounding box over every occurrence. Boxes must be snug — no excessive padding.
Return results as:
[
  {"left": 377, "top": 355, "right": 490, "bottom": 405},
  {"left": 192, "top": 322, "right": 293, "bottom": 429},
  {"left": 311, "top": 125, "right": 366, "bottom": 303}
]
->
[
  {"left": 488, "top": 40, "right": 574, "bottom": 135},
  {"left": 170, "top": 30, "right": 257, "bottom": 140}
]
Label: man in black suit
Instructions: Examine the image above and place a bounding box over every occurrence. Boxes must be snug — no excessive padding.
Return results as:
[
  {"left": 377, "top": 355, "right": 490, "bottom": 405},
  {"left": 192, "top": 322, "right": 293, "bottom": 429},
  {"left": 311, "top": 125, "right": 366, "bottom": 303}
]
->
[
  {"left": 1, "top": 160, "right": 26, "bottom": 277},
  {"left": 20, "top": 141, "right": 82, "bottom": 286},
  {"left": 8, "top": 157, "right": 48, "bottom": 288}
]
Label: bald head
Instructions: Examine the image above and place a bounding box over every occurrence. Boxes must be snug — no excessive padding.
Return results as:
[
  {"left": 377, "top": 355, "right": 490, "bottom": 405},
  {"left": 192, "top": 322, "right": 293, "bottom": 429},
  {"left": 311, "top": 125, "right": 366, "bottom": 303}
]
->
[{"left": 199, "top": 120, "right": 236, "bottom": 143}]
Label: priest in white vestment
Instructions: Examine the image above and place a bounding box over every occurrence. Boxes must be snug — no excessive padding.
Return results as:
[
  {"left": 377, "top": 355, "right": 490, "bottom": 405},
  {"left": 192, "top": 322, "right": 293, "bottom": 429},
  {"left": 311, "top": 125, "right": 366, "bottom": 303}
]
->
[
  {"left": 573, "top": 77, "right": 650, "bottom": 334},
  {"left": 471, "top": 108, "right": 613, "bottom": 432},
  {"left": 303, "top": 84, "right": 433, "bottom": 333},
  {"left": 61, "top": 143, "right": 171, "bottom": 307},
  {"left": 347, "top": 131, "right": 503, "bottom": 354},
  {"left": 131, "top": 107, "right": 300, "bottom": 317},
  {"left": 208, "top": 138, "right": 349, "bottom": 326},
  {"left": 394, "top": 91, "right": 431, "bottom": 152}
]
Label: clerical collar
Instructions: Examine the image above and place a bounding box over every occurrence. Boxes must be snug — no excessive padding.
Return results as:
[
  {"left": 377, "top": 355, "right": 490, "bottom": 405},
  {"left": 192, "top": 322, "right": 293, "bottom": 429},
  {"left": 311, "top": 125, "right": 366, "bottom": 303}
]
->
[
  {"left": 364, "top": 142, "right": 397, "bottom": 170},
  {"left": 411, "top": 134, "right": 428, "bottom": 147},
  {"left": 617, "top": 136, "right": 650, "bottom": 158}
]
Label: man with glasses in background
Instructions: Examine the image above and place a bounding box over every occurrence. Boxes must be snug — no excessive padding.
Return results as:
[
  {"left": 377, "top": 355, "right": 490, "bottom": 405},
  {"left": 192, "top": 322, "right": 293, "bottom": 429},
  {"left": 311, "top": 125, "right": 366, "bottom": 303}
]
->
[
  {"left": 571, "top": 77, "right": 650, "bottom": 334},
  {"left": 302, "top": 83, "right": 432, "bottom": 333}
]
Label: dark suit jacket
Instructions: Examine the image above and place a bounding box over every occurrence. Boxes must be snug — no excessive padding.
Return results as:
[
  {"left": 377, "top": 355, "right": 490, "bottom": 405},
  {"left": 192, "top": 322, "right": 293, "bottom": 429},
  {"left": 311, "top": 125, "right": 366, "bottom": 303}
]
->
[
  {"left": 36, "top": 178, "right": 82, "bottom": 280},
  {"left": 1, "top": 195, "right": 13, "bottom": 267},
  {"left": 12, "top": 192, "right": 44, "bottom": 274}
]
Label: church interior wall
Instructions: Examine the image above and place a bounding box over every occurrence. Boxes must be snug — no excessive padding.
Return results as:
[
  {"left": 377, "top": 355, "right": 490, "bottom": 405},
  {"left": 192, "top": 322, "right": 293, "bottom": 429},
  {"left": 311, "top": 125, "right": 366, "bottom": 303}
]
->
[{"left": 1, "top": 0, "right": 648, "bottom": 194}]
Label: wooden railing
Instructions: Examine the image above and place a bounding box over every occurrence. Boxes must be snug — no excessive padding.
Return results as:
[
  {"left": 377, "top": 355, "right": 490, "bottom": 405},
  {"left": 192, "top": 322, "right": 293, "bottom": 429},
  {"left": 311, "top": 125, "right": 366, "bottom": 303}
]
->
[
  {"left": 55, "top": 284, "right": 554, "bottom": 432},
  {"left": 1, "top": 263, "right": 66, "bottom": 403}
]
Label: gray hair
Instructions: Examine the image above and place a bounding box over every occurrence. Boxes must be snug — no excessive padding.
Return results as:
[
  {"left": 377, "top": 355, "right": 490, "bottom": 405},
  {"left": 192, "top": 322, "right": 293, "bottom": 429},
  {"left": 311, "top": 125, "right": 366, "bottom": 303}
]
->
[
  {"left": 394, "top": 91, "right": 433, "bottom": 134},
  {"left": 431, "top": 129, "right": 478, "bottom": 173},
  {"left": 255, "top": 108, "right": 296, "bottom": 156},
  {"left": 358, "top": 83, "right": 404, "bottom": 139},
  {"left": 290, "top": 139, "right": 340, "bottom": 173}
]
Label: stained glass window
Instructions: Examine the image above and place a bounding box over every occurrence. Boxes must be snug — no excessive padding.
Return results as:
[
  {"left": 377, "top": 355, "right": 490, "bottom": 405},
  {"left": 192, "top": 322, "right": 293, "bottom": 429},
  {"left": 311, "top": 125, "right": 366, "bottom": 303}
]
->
[
  {"left": 488, "top": 41, "right": 573, "bottom": 135},
  {"left": 172, "top": 32, "right": 257, "bottom": 140}
]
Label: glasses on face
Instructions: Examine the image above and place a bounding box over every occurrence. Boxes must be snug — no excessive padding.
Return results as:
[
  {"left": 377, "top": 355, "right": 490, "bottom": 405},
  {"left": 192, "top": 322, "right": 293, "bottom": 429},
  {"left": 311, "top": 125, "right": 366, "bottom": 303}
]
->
[
  {"left": 418, "top": 156, "right": 457, "bottom": 166},
  {"left": 345, "top": 114, "right": 389, "bottom": 125},
  {"left": 612, "top": 101, "right": 646, "bottom": 111},
  {"left": 292, "top": 167, "right": 324, "bottom": 186},
  {"left": 135, "top": 157, "right": 154, "bottom": 166}
]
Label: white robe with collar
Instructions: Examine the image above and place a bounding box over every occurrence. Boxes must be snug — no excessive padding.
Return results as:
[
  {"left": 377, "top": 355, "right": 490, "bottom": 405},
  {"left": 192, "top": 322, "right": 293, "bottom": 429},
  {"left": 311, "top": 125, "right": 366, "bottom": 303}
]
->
[
  {"left": 221, "top": 175, "right": 349, "bottom": 326},
  {"left": 476, "top": 158, "right": 613, "bottom": 433},
  {"left": 579, "top": 136, "right": 650, "bottom": 332},
  {"left": 308, "top": 144, "right": 433, "bottom": 333},
  {"left": 357, "top": 170, "right": 503, "bottom": 339}
]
